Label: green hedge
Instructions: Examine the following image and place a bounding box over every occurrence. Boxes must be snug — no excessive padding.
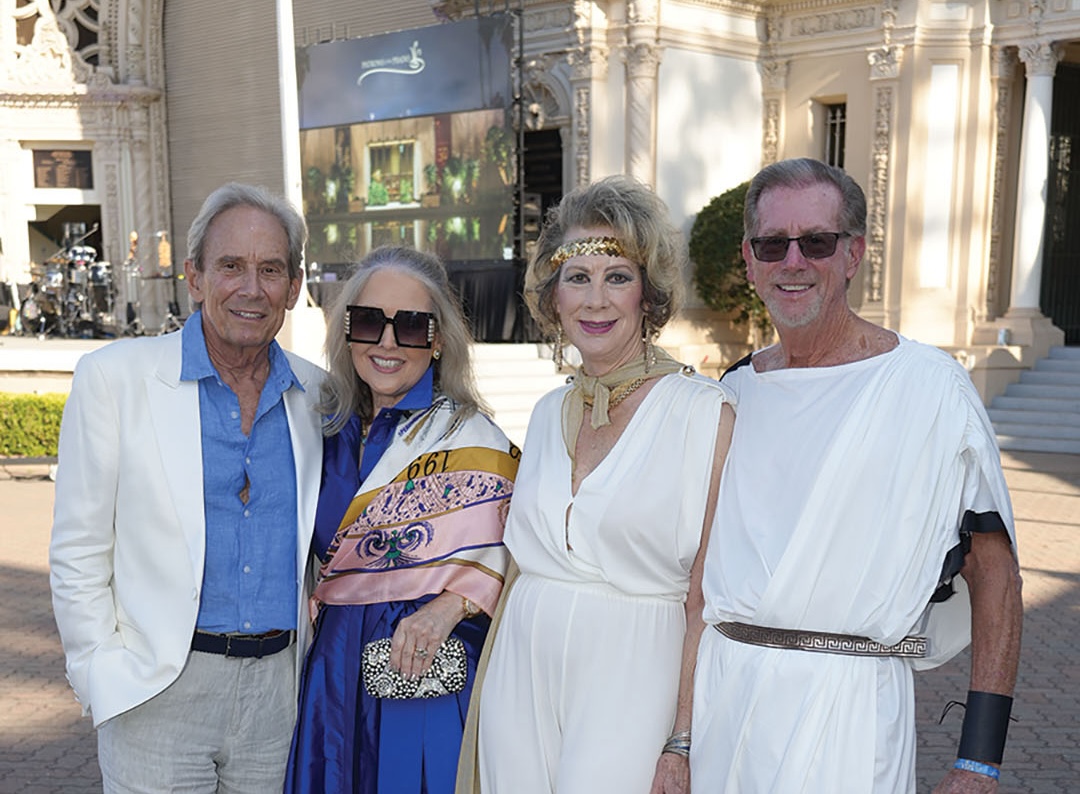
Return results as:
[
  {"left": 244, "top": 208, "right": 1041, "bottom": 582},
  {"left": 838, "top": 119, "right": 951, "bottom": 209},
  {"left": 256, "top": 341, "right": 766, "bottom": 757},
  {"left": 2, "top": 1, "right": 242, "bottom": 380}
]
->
[{"left": 0, "top": 392, "right": 67, "bottom": 457}]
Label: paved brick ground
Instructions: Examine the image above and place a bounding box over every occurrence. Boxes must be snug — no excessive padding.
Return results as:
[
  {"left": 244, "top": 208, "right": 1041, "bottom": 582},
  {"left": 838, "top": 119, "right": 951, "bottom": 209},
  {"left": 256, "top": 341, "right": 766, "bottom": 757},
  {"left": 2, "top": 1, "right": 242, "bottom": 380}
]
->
[{"left": 1, "top": 451, "right": 1077, "bottom": 793}]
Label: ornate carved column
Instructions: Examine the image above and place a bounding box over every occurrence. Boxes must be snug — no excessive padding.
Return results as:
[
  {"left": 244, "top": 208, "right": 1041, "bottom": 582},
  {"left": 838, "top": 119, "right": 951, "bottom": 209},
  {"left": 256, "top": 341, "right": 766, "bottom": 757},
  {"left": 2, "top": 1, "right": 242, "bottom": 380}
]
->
[
  {"left": 566, "top": 2, "right": 609, "bottom": 189},
  {"left": 623, "top": 0, "right": 661, "bottom": 185},
  {"left": 985, "top": 47, "right": 1018, "bottom": 320},
  {"left": 862, "top": 0, "right": 902, "bottom": 326},
  {"left": 759, "top": 9, "right": 786, "bottom": 168}
]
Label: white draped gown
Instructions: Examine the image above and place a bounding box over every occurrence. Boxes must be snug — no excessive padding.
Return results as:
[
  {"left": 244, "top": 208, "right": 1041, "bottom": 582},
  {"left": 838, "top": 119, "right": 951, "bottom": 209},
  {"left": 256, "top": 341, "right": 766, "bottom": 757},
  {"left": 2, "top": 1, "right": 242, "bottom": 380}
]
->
[{"left": 478, "top": 371, "right": 731, "bottom": 794}]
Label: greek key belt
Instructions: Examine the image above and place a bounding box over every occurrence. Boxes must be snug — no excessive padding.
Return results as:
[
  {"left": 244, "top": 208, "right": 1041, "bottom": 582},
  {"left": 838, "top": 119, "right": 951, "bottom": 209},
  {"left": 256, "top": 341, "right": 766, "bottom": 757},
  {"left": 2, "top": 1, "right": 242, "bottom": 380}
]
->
[{"left": 714, "top": 621, "right": 928, "bottom": 658}]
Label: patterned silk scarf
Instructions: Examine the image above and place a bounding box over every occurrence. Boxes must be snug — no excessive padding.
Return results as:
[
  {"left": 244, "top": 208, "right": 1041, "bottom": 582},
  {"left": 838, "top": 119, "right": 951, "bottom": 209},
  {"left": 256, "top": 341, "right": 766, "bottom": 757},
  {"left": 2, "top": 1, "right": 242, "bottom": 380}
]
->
[{"left": 313, "top": 400, "right": 520, "bottom": 616}]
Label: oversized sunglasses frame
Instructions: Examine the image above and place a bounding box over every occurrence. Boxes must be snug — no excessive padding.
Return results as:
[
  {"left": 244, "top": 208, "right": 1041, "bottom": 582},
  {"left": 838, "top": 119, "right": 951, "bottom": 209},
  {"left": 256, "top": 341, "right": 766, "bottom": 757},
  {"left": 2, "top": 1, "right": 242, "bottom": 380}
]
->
[
  {"left": 344, "top": 305, "right": 437, "bottom": 349},
  {"left": 749, "top": 232, "right": 851, "bottom": 262}
]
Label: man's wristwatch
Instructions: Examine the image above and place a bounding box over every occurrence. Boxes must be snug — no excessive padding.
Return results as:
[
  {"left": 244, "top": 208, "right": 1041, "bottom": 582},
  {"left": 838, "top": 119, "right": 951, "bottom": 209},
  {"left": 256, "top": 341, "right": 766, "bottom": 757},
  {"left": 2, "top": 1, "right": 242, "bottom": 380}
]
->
[{"left": 462, "top": 597, "right": 482, "bottom": 619}]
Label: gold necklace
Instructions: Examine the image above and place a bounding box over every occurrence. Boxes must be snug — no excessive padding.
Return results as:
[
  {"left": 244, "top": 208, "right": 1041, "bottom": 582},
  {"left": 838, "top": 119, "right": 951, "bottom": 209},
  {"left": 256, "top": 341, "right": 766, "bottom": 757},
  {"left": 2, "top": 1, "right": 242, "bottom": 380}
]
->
[{"left": 581, "top": 377, "right": 648, "bottom": 410}]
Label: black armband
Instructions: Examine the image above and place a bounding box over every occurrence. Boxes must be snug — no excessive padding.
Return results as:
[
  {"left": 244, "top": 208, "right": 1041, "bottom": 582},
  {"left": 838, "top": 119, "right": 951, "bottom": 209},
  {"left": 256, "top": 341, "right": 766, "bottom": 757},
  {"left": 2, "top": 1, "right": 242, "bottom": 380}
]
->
[{"left": 957, "top": 690, "right": 1013, "bottom": 764}]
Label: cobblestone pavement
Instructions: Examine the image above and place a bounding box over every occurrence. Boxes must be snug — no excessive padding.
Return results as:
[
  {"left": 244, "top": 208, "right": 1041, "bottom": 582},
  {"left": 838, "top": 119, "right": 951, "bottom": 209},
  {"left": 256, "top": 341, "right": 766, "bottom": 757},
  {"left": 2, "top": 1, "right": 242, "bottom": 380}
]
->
[{"left": 1, "top": 452, "right": 1077, "bottom": 793}]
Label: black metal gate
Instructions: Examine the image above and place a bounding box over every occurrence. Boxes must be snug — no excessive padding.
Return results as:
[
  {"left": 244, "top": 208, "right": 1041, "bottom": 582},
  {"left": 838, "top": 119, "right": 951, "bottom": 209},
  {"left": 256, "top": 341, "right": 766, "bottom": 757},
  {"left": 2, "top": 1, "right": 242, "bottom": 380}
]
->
[{"left": 1042, "top": 63, "right": 1080, "bottom": 345}]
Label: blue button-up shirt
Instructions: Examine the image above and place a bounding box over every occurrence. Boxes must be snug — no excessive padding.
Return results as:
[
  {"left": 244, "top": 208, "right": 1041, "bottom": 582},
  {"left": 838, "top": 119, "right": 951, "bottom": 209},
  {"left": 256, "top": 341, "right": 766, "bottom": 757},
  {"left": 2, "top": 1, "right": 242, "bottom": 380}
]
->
[{"left": 181, "top": 311, "right": 301, "bottom": 633}]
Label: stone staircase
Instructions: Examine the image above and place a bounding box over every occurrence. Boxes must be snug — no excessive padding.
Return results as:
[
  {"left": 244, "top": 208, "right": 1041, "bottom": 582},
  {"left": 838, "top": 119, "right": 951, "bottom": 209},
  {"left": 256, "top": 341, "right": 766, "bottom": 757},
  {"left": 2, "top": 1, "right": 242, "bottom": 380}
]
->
[
  {"left": 987, "top": 346, "right": 1080, "bottom": 455},
  {"left": 472, "top": 343, "right": 567, "bottom": 448}
]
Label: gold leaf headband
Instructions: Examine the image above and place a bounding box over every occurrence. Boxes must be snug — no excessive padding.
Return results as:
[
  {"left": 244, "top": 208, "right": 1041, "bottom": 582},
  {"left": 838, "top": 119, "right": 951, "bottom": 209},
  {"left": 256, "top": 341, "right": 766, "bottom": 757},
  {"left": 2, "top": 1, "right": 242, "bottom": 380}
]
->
[{"left": 549, "top": 236, "right": 628, "bottom": 271}]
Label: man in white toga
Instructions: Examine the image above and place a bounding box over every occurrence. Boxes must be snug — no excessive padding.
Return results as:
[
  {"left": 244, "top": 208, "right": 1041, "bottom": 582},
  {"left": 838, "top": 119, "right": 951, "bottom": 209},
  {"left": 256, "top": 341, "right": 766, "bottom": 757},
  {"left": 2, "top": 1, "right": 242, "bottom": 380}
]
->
[{"left": 693, "top": 158, "right": 1022, "bottom": 794}]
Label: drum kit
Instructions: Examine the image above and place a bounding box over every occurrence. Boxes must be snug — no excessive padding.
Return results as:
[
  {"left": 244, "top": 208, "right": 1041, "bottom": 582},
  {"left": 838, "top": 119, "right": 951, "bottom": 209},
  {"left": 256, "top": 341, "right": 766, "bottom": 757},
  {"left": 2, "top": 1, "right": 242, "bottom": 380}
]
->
[
  {"left": 18, "top": 227, "right": 184, "bottom": 338},
  {"left": 19, "top": 244, "right": 119, "bottom": 338}
]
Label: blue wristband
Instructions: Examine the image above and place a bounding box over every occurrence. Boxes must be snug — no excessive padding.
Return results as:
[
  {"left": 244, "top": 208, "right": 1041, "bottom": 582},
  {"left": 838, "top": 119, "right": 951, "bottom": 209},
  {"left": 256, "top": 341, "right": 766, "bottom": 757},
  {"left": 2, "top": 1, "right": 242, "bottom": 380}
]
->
[{"left": 954, "top": 758, "right": 1000, "bottom": 780}]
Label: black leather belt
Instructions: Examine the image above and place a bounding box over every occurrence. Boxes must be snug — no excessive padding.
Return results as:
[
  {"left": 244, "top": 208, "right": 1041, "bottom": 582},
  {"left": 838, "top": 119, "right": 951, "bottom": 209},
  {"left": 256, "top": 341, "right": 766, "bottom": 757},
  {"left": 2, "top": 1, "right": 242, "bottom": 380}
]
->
[{"left": 191, "top": 629, "right": 295, "bottom": 659}]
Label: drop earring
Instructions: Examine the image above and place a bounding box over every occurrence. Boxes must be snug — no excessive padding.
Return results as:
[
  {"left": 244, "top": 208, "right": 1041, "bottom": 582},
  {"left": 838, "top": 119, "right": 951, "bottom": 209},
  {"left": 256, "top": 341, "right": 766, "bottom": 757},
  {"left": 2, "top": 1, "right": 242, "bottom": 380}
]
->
[
  {"left": 642, "top": 320, "right": 656, "bottom": 373},
  {"left": 553, "top": 325, "right": 565, "bottom": 369}
]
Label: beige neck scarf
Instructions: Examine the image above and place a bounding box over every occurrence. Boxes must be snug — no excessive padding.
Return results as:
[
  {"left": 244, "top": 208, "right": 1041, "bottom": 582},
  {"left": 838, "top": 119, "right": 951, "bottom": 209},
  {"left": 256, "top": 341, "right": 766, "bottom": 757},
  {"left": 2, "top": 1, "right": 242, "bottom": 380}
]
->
[{"left": 561, "top": 346, "right": 685, "bottom": 461}]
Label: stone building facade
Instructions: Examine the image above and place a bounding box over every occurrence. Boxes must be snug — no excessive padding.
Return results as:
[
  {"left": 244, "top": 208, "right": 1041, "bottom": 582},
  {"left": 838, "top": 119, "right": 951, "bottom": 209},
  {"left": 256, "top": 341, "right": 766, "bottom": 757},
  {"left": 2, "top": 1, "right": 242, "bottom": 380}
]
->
[{"left": 1, "top": 0, "right": 1078, "bottom": 396}]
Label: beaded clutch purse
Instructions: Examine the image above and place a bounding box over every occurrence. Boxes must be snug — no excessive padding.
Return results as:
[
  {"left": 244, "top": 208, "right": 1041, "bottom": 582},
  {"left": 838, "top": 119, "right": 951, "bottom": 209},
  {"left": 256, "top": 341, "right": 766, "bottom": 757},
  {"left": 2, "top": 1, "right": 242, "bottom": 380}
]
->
[{"left": 361, "top": 636, "right": 468, "bottom": 699}]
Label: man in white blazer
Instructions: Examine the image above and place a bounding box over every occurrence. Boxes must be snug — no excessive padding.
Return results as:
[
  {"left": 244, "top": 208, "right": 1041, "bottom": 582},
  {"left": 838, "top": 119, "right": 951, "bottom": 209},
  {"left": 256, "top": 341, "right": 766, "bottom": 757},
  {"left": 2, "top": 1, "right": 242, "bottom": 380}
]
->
[{"left": 50, "top": 183, "right": 324, "bottom": 792}]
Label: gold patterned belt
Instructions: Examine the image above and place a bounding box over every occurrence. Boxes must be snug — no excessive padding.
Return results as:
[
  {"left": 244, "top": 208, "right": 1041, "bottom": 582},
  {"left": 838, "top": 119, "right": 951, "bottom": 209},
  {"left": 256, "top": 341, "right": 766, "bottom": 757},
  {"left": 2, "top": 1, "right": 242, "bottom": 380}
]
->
[{"left": 714, "top": 621, "right": 927, "bottom": 658}]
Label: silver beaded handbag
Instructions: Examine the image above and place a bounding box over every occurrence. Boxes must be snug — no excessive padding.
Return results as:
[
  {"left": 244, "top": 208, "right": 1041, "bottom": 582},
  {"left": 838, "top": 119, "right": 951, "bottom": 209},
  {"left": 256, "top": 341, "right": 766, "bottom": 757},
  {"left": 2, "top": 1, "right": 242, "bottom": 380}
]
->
[{"left": 361, "top": 636, "right": 468, "bottom": 699}]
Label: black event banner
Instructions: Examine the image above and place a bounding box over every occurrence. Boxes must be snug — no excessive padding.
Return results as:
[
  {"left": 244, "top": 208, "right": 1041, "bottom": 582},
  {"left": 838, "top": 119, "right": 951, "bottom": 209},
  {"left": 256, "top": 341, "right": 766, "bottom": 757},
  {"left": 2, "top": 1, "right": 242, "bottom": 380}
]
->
[{"left": 297, "top": 15, "right": 513, "bottom": 130}]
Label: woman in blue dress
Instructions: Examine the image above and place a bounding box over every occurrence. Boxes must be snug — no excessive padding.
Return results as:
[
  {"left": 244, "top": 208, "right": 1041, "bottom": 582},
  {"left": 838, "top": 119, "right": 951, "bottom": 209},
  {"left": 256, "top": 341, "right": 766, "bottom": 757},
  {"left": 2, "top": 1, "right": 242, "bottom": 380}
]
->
[{"left": 285, "top": 246, "right": 518, "bottom": 794}]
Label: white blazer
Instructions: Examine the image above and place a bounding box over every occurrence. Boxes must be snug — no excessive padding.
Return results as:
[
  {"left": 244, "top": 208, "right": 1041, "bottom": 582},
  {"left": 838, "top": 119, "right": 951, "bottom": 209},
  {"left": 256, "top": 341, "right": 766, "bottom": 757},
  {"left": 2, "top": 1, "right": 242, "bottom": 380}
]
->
[{"left": 49, "top": 330, "right": 324, "bottom": 726}]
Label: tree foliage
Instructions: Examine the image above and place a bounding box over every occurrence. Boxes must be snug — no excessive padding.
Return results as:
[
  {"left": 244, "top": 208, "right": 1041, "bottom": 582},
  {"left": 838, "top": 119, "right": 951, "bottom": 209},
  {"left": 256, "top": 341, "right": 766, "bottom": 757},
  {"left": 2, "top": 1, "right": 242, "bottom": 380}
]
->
[{"left": 689, "top": 181, "right": 772, "bottom": 336}]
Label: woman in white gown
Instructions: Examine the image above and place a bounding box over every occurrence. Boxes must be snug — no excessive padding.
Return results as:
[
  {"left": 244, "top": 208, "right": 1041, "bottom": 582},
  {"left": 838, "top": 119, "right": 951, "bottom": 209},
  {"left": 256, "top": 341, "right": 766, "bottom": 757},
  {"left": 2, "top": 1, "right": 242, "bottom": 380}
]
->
[{"left": 471, "top": 176, "right": 735, "bottom": 794}]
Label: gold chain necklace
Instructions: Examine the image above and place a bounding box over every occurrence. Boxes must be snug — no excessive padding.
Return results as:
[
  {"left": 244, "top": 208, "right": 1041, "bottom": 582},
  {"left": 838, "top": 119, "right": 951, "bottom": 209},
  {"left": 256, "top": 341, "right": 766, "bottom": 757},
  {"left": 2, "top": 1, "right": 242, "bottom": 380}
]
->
[{"left": 581, "top": 376, "right": 648, "bottom": 411}]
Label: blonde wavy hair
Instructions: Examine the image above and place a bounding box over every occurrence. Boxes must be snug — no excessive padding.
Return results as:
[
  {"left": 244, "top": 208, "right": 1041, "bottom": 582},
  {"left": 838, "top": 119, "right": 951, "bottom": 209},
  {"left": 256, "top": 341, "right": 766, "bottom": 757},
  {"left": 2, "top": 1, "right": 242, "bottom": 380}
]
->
[{"left": 524, "top": 174, "right": 687, "bottom": 338}]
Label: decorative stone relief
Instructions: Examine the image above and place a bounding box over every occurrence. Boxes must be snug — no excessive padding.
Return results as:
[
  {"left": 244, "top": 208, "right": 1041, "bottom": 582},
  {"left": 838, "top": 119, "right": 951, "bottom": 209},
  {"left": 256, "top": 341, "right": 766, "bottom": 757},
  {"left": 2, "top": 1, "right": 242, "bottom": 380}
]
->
[
  {"left": 624, "top": 41, "right": 662, "bottom": 79},
  {"left": 986, "top": 46, "right": 1018, "bottom": 318},
  {"left": 869, "top": 0, "right": 902, "bottom": 82},
  {"left": 5, "top": 0, "right": 105, "bottom": 85},
  {"left": 760, "top": 7, "right": 785, "bottom": 168},
  {"left": 573, "top": 0, "right": 592, "bottom": 43},
  {"left": 574, "top": 84, "right": 590, "bottom": 188},
  {"left": 789, "top": 7, "right": 878, "bottom": 38},
  {"left": 149, "top": 2, "right": 166, "bottom": 91},
  {"left": 762, "top": 97, "right": 781, "bottom": 166},
  {"left": 522, "top": 80, "right": 561, "bottom": 130},
  {"left": 125, "top": 0, "right": 147, "bottom": 84},
  {"left": 759, "top": 58, "right": 788, "bottom": 93},
  {"left": 864, "top": 85, "right": 894, "bottom": 305},
  {"left": 1027, "top": 0, "right": 1047, "bottom": 26},
  {"left": 628, "top": 0, "right": 660, "bottom": 27},
  {"left": 1018, "top": 39, "right": 1062, "bottom": 76},
  {"left": 567, "top": 45, "right": 609, "bottom": 83},
  {"left": 868, "top": 46, "right": 902, "bottom": 80},
  {"left": 7, "top": 14, "right": 90, "bottom": 85},
  {"left": 150, "top": 98, "right": 170, "bottom": 231},
  {"left": 524, "top": 8, "right": 575, "bottom": 34}
]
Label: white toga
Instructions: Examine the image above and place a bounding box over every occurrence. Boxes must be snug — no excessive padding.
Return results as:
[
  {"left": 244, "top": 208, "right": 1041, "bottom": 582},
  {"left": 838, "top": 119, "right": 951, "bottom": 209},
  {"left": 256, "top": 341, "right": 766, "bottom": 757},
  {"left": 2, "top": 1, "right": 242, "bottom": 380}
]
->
[{"left": 693, "top": 336, "right": 1015, "bottom": 793}]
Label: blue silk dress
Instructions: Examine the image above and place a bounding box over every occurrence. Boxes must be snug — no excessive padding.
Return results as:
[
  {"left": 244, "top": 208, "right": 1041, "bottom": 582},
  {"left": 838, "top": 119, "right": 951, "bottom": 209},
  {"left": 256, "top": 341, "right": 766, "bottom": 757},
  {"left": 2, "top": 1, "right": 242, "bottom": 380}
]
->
[{"left": 285, "top": 371, "right": 490, "bottom": 794}]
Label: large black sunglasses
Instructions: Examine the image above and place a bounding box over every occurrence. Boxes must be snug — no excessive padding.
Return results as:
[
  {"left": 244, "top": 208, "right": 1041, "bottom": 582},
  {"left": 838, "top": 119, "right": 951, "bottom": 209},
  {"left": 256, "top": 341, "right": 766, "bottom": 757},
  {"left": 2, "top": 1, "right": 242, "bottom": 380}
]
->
[
  {"left": 344, "top": 305, "right": 437, "bottom": 349},
  {"left": 749, "top": 232, "right": 851, "bottom": 262}
]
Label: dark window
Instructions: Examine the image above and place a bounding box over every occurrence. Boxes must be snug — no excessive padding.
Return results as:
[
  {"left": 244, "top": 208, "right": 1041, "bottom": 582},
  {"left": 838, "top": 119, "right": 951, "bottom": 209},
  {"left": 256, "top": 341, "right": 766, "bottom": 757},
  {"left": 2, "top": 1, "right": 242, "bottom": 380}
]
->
[{"left": 824, "top": 103, "right": 846, "bottom": 169}]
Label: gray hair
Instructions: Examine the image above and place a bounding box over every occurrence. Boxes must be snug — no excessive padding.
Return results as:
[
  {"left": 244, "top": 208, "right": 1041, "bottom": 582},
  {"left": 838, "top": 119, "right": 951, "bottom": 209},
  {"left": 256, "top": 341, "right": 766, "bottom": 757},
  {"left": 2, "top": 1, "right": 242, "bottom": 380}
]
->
[
  {"left": 319, "top": 246, "right": 488, "bottom": 436},
  {"left": 524, "top": 174, "right": 687, "bottom": 339},
  {"left": 186, "top": 182, "right": 307, "bottom": 280},
  {"left": 743, "top": 158, "right": 867, "bottom": 240}
]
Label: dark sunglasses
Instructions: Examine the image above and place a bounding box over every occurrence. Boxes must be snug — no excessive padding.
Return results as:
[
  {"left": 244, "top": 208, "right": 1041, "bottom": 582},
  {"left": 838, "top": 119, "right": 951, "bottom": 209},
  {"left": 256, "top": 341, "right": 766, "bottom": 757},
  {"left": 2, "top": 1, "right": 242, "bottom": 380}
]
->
[
  {"left": 749, "top": 232, "right": 851, "bottom": 262},
  {"left": 344, "top": 305, "right": 436, "bottom": 349}
]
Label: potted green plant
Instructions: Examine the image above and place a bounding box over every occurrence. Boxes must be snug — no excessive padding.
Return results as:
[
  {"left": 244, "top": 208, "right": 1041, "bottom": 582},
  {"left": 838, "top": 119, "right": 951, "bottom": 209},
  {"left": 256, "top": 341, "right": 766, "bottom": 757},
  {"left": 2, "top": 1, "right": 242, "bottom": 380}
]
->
[
  {"left": 483, "top": 125, "right": 513, "bottom": 185},
  {"left": 367, "top": 170, "right": 390, "bottom": 207},
  {"left": 689, "top": 181, "right": 772, "bottom": 344},
  {"left": 304, "top": 166, "right": 325, "bottom": 213},
  {"left": 421, "top": 163, "right": 441, "bottom": 207}
]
